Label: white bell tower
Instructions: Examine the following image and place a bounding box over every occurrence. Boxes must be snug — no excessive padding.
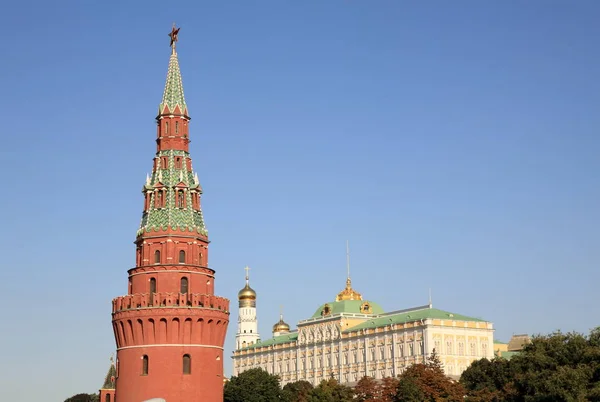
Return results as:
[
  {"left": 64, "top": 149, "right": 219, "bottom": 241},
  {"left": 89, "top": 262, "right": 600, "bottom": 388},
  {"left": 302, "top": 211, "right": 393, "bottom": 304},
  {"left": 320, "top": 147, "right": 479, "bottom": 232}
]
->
[{"left": 235, "top": 266, "right": 260, "bottom": 350}]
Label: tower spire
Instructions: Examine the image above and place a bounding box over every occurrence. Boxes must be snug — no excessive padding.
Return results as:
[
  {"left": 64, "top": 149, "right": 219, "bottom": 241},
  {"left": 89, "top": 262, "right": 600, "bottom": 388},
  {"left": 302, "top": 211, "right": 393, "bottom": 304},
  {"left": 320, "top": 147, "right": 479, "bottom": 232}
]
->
[
  {"left": 336, "top": 241, "right": 362, "bottom": 301},
  {"left": 159, "top": 24, "right": 187, "bottom": 117},
  {"left": 245, "top": 265, "right": 250, "bottom": 285}
]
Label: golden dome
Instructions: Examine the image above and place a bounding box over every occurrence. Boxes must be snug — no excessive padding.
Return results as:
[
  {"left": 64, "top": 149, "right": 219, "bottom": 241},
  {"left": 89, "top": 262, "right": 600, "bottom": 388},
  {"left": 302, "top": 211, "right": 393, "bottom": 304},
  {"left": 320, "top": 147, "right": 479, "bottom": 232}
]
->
[
  {"left": 238, "top": 283, "right": 256, "bottom": 300},
  {"left": 335, "top": 277, "right": 363, "bottom": 302},
  {"left": 272, "top": 316, "right": 290, "bottom": 334},
  {"left": 238, "top": 266, "right": 257, "bottom": 301}
]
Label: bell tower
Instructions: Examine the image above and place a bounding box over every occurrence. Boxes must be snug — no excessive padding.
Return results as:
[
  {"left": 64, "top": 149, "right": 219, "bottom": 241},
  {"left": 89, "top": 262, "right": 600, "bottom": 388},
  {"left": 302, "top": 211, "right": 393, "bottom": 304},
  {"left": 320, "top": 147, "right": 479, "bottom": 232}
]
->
[
  {"left": 111, "top": 26, "right": 230, "bottom": 402},
  {"left": 235, "top": 266, "right": 260, "bottom": 349}
]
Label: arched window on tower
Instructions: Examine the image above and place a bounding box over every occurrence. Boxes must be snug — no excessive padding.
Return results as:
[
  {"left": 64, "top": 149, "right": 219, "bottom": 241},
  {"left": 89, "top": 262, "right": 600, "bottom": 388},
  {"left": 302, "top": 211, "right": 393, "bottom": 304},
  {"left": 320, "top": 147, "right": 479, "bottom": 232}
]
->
[
  {"left": 142, "top": 355, "right": 149, "bottom": 375},
  {"left": 105, "top": 394, "right": 110, "bottom": 402},
  {"left": 154, "top": 250, "right": 160, "bottom": 264},
  {"left": 183, "top": 354, "right": 191, "bottom": 374},
  {"left": 150, "top": 278, "right": 156, "bottom": 294},
  {"left": 176, "top": 190, "right": 185, "bottom": 208},
  {"left": 199, "top": 252, "right": 203, "bottom": 266},
  {"left": 165, "top": 121, "right": 169, "bottom": 135},
  {"left": 180, "top": 277, "right": 189, "bottom": 294},
  {"left": 175, "top": 121, "right": 179, "bottom": 134},
  {"left": 179, "top": 250, "right": 186, "bottom": 264}
]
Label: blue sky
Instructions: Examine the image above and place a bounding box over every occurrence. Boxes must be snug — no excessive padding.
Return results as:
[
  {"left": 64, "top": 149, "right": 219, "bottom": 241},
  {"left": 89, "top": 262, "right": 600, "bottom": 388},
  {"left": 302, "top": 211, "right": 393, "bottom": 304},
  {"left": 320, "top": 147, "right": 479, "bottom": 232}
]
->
[{"left": 1, "top": 0, "right": 599, "bottom": 400}]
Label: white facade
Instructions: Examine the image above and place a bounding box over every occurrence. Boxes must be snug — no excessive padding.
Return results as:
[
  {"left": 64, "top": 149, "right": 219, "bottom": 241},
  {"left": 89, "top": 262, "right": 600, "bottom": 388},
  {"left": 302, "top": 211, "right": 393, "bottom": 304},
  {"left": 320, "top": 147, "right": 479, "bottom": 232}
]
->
[
  {"left": 232, "top": 305, "right": 494, "bottom": 386},
  {"left": 236, "top": 304, "right": 260, "bottom": 349}
]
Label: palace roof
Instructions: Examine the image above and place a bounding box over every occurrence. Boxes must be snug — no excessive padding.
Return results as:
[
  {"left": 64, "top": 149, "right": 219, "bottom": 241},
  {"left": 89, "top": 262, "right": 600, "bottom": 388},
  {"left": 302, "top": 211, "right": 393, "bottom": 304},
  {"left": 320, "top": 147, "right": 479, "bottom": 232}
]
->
[{"left": 343, "top": 306, "right": 487, "bottom": 333}]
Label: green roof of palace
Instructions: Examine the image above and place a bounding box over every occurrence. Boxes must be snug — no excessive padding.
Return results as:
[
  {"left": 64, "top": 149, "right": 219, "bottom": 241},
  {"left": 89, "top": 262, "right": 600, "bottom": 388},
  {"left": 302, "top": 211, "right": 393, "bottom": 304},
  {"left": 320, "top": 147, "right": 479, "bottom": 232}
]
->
[
  {"left": 101, "top": 363, "right": 116, "bottom": 389},
  {"left": 344, "top": 307, "right": 487, "bottom": 333},
  {"left": 159, "top": 50, "right": 187, "bottom": 115},
  {"left": 494, "top": 339, "right": 508, "bottom": 345},
  {"left": 500, "top": 351, "right": 519, "bottom": 360},
  {"left": 311, "top": 300, "right": 385, "bottom": 319},
  {"left": 240, "top": 332, "right": 299, "bottom": 350}
]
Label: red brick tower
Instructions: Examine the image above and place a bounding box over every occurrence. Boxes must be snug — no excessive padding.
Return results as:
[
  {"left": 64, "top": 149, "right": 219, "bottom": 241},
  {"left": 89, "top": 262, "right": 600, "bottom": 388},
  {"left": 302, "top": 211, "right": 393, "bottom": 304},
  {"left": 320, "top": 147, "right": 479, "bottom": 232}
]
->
[{"left": 111, "top": 26, "right": 230, "bottom": 402}]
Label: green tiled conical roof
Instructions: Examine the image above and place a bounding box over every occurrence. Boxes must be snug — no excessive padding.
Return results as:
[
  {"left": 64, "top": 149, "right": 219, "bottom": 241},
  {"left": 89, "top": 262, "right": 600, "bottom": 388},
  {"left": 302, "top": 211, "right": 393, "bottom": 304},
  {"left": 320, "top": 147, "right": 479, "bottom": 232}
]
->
[
  {"left": 101, "top": 362, "right": 116, "bottom": 389},
  {"left": 138, "top": 150, "right": 207, "bottom": 236},
  {"left": 158, "top": 50, "right": 188, "bottom": 115}
]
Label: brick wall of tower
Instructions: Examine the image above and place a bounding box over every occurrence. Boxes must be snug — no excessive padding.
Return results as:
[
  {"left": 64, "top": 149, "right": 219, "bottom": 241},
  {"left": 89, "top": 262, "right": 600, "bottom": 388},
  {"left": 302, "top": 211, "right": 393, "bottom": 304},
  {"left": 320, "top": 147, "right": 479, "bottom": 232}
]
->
[{"left": 113, "top": 227, "right": 230, "bottom": 402}]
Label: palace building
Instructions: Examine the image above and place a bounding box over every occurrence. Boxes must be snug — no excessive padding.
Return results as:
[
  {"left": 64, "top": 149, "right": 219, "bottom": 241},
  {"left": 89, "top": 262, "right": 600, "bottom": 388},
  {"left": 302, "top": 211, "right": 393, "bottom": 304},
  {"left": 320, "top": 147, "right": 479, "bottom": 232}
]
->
[
  {"left": 109, "top": 27, "right": 229, "bottom": 402},
  {"left": 231, "top": 274, "right": 494, "bottom": 385}
]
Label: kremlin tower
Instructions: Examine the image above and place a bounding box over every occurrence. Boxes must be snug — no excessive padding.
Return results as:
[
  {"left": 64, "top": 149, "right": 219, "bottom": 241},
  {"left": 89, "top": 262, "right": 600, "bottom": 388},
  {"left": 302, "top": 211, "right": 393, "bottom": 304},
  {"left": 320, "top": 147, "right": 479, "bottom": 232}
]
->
[
  {"left": 111, "top": 26, "right": 229, "bottom": 402},
  {"left": 235, "top": 267, "right": 260, "bottom": 349}
]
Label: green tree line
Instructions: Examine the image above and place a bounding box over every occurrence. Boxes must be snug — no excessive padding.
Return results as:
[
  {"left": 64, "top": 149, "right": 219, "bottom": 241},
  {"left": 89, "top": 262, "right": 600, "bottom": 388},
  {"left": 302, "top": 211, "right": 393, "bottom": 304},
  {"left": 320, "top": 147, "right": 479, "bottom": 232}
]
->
[{"left": 65, "top": 327, "right": 600, "bottom": 401}]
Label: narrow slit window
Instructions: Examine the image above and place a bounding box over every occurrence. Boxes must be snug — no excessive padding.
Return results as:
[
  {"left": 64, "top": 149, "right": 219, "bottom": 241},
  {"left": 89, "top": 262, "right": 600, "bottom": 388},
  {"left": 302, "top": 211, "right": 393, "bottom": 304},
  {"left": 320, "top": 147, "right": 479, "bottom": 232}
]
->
[
  {"left": 154, "top": 250, "right": 160, "bottom": 264},
  {"left": 175, "top": 121, "right": 179, "bottom": 134},
  {"left": 150, "top": 278, "right": 156, "bottom": 294},
  {"left": 180, "top": 277, "right": 189, "bottom": 294},
  {"left": 183, "top": 354, "right": 191, "bottom": 374},
  {"left": 179, "top": 250, "right": 185, "bottom": 264},
  {"left": 142, "top": 355, "right": 149, "bottom": 375},
  {"left": 165, "top": 122, "right": 169, "bottom": 135}
]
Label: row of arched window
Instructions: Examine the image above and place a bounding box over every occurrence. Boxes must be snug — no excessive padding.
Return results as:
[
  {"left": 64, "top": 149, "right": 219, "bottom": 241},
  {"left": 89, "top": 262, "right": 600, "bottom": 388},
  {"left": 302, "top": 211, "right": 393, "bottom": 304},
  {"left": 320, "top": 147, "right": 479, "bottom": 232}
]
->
[
  {"left": 141, "top": 354, "right": 191, "bottom": 375},
  {"left": 153, "top": 250, "right": 203, "bottom": 265},
  {"left": 149, "top": 277, "right": 188, "bottom": 294}
]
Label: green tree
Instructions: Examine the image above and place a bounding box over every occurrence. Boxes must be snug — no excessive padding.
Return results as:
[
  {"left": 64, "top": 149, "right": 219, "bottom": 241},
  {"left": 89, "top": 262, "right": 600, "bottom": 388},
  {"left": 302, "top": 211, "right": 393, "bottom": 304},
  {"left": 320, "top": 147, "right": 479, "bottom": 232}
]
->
[
  {"left": 460, "top": 357, "right": 514, "bottom": 401},
  {"left": 282, "top": 380, "right": 314, "bottom": 402},
  {"left": 224, "top": 368, "right": 282, "bottom": 402},
  {"left": 64, "top": 394, "right": 99, "bottom": 402},
  {"left": 308, "top": 378, "right": 354, "bottom": 402},
  {"left": 461, "top": 327, "right": 600, "bottom": 401}
]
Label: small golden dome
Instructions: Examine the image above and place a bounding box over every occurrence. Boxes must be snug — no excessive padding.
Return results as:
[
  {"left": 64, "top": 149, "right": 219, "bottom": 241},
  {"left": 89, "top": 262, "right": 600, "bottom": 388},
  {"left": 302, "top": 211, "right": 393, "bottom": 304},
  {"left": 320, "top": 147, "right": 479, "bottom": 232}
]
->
[
  {"left": 238, "top": 283, "right": 256, "bottom": 300},
  {"left": 272, "top": 316, "right": 290, "bottom": 334},
  {"left": 335, "top": 277, "right": 363, "bottom": 302}
]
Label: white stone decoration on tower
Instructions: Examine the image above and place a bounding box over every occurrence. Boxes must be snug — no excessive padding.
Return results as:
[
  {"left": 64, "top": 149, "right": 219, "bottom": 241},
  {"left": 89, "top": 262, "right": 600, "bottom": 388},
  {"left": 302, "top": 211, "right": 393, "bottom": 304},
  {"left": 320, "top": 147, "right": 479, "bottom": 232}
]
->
[{"left": 235, "top": 266, "right": 260, "bottom": 350}]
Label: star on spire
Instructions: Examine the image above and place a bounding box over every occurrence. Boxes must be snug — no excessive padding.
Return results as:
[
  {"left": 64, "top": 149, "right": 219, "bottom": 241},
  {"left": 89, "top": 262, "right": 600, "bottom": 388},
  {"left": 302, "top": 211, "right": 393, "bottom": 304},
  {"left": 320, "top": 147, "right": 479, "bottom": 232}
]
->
[{"left": 169, "top": 24, "right": 180, "bottom": 52}]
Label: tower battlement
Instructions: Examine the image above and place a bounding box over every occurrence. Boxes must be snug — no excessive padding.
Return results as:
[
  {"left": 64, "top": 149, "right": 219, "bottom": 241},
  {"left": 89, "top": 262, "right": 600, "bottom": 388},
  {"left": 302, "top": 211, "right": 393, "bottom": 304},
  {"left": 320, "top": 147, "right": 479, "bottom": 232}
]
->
[{"left": 112, "top": 293, "right": 229, "bottom": 313}]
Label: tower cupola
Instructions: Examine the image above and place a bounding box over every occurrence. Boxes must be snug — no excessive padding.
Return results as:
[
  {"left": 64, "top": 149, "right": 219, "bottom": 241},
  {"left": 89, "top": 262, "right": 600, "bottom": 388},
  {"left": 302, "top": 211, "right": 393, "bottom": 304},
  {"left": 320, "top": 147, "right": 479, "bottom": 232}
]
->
[
  {"left": 238, "top": 266, "right": 257, "bottom": 308},
  {"left": 272, "top": 309, "right": 291, "bottom": 336}
]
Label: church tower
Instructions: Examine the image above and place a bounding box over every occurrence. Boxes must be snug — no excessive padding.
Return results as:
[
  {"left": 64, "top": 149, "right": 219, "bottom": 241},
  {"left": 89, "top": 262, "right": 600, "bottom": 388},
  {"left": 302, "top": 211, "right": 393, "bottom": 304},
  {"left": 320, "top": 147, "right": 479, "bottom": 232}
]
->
[
  {"left": 235, "top": 266, "right": 260, "bottom": 349},
  {"left": 111, "top": 26, "right": 229, "bottom": 402}
]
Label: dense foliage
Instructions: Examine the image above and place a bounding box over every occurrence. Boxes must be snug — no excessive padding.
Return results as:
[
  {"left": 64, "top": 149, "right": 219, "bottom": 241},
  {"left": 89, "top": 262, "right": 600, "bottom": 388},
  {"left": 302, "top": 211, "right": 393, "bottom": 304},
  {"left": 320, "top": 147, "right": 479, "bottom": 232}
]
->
[
  {"left": 64, "top": 394, "right": 99, "bottom": 402},
  {"left": 461, "top": 327, "right": 600, "bottom": 401},
  {"left": 69, "top": 328, "right": 600, "bottom": 401},
  {"left": 224, "top": 367, "right": 283, "bottom": 402},
  {"left": 225, "top": 351, "right": 459, "bottom": 401}
]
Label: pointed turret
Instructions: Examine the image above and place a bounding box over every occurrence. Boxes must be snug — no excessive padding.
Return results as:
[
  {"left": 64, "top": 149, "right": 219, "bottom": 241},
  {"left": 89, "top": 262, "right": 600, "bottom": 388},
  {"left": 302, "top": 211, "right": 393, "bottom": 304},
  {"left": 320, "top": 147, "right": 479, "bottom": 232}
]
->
[
  {"left": 158, "top": 50, "right": 188, "bottom": 117},
  {"left": 102, "top": 360, "right": 117, "bottom": 389},
  {"left": 136, "top": 30, "right": 207, "bottom": 237},
  {"left": 98, "top": 357, "right": 116, "bottom": 402}
]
